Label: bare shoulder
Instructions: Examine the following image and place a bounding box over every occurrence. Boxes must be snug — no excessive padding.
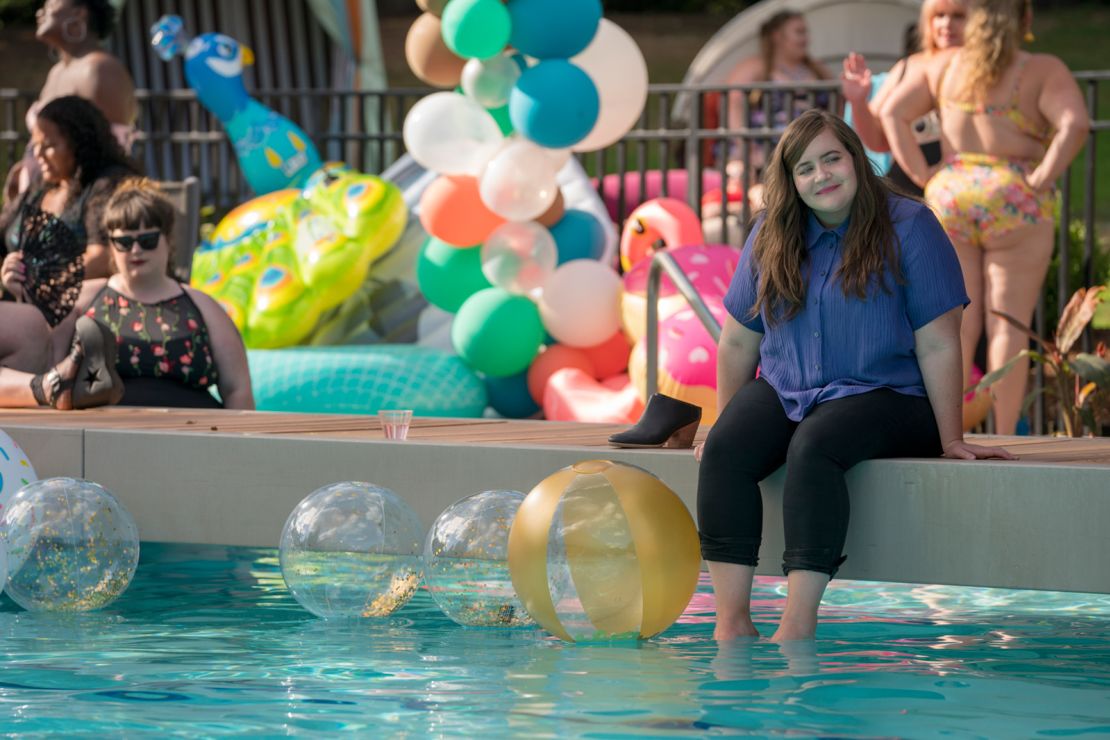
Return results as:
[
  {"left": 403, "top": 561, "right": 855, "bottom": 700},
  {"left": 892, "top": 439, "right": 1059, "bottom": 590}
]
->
[
  {"left": 75, "top": 277, "right": 109, "bottom": 313},
  {"left": 183, "top": 285, "right": 221, "bottom": 313},
  {"left": 1026, "top": 53, "right": 1071, "bottom": 78},
  {"left": 81, "top": 50, "right": 132, "bottom": 77},
  {"left": 727, "top": 54, "right": 763, "bottom": 83}
]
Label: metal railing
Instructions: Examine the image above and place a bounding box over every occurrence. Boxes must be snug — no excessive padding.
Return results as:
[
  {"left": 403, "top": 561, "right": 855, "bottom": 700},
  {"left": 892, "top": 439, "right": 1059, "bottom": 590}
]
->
[{"left": 2, "top": 74, "right": 1106, "bottom": 433}]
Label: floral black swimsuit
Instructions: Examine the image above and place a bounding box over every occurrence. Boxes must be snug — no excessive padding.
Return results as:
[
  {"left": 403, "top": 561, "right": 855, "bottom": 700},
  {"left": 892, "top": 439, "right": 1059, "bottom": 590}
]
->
[{"left": 86, "top": 283, "right": 223, "bottom": 408}]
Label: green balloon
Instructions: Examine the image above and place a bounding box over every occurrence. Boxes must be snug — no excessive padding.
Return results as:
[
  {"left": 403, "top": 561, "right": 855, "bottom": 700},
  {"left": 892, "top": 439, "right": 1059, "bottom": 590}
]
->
[
  {"left": 441, "top": 0, "right": 511, "bottom": 60},
  {"left": 452, "top": 287, "right": 545, "bottom": 377},
  {"left": 416, "top": 237, "right": 492, "bottom": 313},
  {"left": 487, "top": 104, "right": 514, "bottom": 135}
]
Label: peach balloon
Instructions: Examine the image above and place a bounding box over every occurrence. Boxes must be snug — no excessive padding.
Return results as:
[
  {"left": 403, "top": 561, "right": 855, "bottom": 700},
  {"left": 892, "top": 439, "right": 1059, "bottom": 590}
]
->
[
  {"left": 527, "top": 344, "right": 596, "bottom": 405},
  {"left": 406, "top": 13, "right": 467, "bottom": 88},
  {"left": 619, "top": 197, "right": 704, "bottom": 272},
  {"left": 419, "top": 175, "right": 506, "bottom": 247},
  {"left": 542, "top": 368, "right": 644, "bottom": 423},
  {"left": 580, "top": 329, "right": 632, "bottom": 380}
]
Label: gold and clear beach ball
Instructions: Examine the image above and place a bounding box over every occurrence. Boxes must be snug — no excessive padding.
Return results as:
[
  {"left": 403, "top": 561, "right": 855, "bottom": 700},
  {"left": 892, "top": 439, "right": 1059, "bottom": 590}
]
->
[
  {"left": 1, "top": 477, "right": 139, "bottom": 612},
  {"left": 279, "top": 482, "right": 424, "bottom": 619},
  {"left": 508, "top": 460, "right": 701, "bottom": 642},
  {"left": 423, "top": 489, "right": 534, "bottom": 627}
]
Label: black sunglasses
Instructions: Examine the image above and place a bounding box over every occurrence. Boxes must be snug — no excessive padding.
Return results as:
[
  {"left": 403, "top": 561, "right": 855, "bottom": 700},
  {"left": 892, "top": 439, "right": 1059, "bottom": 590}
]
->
[{"left": 110, "top": 231, "right": 162, "bottom": 252}]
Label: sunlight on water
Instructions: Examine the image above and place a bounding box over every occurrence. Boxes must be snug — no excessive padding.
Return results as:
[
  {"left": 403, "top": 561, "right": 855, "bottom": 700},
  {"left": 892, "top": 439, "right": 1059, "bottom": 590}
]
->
[{"left": 0, "top": 543, "right": 1107, "bottom": 736}]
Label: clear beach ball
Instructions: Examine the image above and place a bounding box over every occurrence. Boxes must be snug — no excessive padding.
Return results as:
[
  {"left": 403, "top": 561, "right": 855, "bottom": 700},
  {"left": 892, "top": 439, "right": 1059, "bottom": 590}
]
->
[
  {"left": 279, "top": 482, "right": 424, "bottom": 619},
  {"left": 423, "top": 489, "right": 534, "bottom": 627},
  {"left": 0, "top": 477, "right": 140, "bottom": 612},
  {"left": 508, "top": 460, "right": 701, "bottom": 642}
]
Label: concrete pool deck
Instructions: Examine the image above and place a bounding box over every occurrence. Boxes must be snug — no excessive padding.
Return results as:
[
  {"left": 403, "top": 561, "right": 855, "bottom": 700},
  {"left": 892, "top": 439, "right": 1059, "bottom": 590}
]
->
[{"left": 2, "top": 407, "right": 1108, "bottom": 594}]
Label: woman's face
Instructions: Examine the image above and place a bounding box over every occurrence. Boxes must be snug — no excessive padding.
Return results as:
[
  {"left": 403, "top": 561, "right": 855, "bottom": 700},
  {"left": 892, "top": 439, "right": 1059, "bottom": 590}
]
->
[
  {"left": 108, "top": 224, "right": 171, "bottom": 281},
  {"left": 791, "top": 128, "right": 858, "bottom": 228},
  {"left": 929, "top": 0, "right": 967, "bottom": 50},
  {"left": 35, "top": 0, "right": 81, "bottom": 43},
  {"left": 775, "top": 17, "right": 811, "bottom": 63},
  {"left": 30, "top": 118, "right": 77, "bottom": 184}
]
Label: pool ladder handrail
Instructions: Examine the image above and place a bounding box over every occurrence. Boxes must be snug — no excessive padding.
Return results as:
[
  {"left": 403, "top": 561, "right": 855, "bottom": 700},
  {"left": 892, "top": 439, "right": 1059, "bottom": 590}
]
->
[{"left": 645, "top": 250, "right": 723, "bottom": 397}]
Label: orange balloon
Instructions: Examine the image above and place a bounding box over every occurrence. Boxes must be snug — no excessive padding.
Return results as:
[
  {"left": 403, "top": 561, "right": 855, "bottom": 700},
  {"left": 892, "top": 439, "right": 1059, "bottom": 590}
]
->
[
  {"left": 405, "top": 13, "right": 466, "bottom": 88},
  {"left": 527, "top": 344, "right": 596, "bottom": 405},
  {"left": 581, "top": 330, "right": 632, "bottom": 380},
  {"left": 535, "top": 189, "right": 566, "bottom": 228},
  {"left": 419, "top": 175, "right": 505, "bottom": 247}
]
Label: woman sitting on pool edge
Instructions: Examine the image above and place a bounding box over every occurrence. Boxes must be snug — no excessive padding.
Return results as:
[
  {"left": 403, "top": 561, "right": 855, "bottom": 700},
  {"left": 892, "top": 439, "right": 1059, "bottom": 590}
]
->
[
  {"left": 0, "top": 177, "right": 253, "bottom": 410},
  {"left": 696, "top": 109, "right": 1014, "bottom": 643}
]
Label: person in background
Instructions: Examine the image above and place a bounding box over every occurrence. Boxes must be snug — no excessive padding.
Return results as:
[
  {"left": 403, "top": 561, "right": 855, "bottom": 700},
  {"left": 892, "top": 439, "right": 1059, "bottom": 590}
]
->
[
  {"left": 882, "top": 0, "right": 1089, "bottom": 434},
  {"left": 841, "top": 0, "right": 967, "bottom": 195},
  {"left": 1, "top": 96, "right": 139, "bottom": 318},
  {"left": 0, "top": 178, "right": 253, "bottom": 411},
  {"left": 697, "top": 110, "right": 1013, "bottom": 643},
  {"left": 4, "top": 0, "right": 137, "bottom": 201}
]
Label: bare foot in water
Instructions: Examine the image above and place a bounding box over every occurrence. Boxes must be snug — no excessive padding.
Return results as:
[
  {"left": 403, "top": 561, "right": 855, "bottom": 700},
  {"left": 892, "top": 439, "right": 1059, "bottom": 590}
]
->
[{"left": 713, "top": 617, "right": 760, "bottom": 641}]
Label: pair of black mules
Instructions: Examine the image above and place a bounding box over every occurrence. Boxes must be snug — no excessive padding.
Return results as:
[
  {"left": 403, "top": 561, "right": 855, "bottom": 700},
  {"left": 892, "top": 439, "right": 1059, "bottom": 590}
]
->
[{"left": 607, "top": 393, "right": 702, "bottom": 449}]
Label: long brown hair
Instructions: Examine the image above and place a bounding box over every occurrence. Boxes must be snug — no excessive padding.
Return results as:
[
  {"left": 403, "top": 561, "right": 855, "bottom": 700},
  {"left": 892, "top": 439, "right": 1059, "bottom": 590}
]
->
[
  {"left": 959, "top": 0, "right": 1028, "bottom": 101},
  {"left": 757, "top": 11, "right": 828, "bottom": 82},
  {"left": 751, "top": 110, "right": 903, "bottom": 325}
]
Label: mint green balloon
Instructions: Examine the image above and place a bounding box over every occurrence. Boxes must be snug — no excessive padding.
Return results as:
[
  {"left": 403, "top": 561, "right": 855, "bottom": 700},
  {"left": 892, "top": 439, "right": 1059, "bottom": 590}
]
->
[
  {"left": 441, "top": 0, "right": 511, "bottom": 60},
  {"left": 452, "top": 288, "right": 544, "bottom": 377},
  {"left": 417, "top": 237, "right": 492, "bottom": 313}
]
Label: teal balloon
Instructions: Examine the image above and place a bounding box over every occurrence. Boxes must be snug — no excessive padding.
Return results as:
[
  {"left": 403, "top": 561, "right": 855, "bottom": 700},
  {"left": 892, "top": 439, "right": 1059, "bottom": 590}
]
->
[
  {"left": 550, "top": 209, "right": 606, "bottom": 264},
  {"left": 441, "top": 0, "right": 511, "bottom": 60},
  {"left": 508, "top": 0, "right": 601, "bottom": 59},
  {"left": 484, "top": 371, "right": 540, "bottom": 418},
  {"left": 509, "top": 60, "right": 599, "bottom": 149},
  {"left": 417, "top": 237, "right": 492, "bottom": 313},
  {"left": 452, "top": 288, "right": 544, "bottom": 377}
]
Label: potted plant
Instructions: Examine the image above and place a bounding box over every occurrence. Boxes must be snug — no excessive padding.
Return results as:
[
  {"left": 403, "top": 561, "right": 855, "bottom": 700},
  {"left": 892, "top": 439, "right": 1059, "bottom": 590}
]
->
[{"left": 975, "top": 286, "right": 1109, "bottom": 437}]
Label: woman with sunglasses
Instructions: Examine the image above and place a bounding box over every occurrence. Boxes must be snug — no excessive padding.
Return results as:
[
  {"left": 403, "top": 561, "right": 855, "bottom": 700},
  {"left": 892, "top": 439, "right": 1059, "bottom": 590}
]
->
[{"left": 0, "top": 178, "right": 253, "bottom": 410}]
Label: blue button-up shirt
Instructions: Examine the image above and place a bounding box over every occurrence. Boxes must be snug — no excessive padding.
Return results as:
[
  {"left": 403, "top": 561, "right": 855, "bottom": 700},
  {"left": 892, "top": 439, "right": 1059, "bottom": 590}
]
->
[{"left": 723, "top": 196, "right": 969, "bottom": 421}]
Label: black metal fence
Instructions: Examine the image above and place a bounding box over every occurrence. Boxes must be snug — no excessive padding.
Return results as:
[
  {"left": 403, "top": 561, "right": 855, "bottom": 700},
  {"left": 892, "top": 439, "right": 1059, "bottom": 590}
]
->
[{"left": 2, "top": 76, "right": 1106, "bottom": 433}]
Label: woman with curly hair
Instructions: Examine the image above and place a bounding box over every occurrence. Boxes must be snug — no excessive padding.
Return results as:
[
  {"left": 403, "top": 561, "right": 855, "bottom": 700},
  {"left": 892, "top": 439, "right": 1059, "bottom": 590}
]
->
[
  {"left": 882, "top": 0, "right": 1089, "bottom": 434},
  {"left": 697, "top": 110, "right": 1012, "bottom": 642},
  {"left": 1, "top": 95, "right": 140, "bottom": 327},
  {"left": 5, "top": 0, "right": 137, "bottom": 199}
]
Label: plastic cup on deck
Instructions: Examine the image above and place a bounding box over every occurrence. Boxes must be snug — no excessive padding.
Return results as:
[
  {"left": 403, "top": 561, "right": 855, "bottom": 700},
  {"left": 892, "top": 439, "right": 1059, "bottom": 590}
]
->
[{"left": 379, "top": 409, "right": 414, "bottom": 440}]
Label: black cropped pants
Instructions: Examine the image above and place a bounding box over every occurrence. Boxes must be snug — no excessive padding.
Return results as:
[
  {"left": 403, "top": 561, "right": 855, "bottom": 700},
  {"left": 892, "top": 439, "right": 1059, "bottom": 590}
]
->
[{"left": 697, "top": 378, "right": 942, "bottom": 577}]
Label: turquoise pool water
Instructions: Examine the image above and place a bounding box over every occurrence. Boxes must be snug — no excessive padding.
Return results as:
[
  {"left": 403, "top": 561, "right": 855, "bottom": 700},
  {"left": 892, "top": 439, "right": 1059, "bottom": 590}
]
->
[{"left": 1, "top": 543, "right": 1108, "bottom": 736}]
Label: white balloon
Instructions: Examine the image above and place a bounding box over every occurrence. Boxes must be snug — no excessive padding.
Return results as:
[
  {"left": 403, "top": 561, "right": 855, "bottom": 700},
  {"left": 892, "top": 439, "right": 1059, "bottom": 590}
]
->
[
  {"left": 539, "top": 259, "right": 622, "bottom": 347},
  {"left": 461, "top": 54, "right": 522, "bottom": 109},
  {"left": 479, "top": 139, "right": 559, "bottom": 221},
  {"left": 570, "top": 20, "right": 649, "bottom": 152},
  {"left": 481, "top": 221, "right": 557, "bottom": 296},
  {"left": 403, "top": 92, "right": 504, "bottom": 175}
]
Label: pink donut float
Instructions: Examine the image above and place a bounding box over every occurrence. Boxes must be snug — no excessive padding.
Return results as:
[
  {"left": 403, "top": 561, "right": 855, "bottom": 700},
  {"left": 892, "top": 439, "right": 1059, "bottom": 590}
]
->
[
  {"left": 542, "top": 369, "right": 645, "bottom": 424},
  {"left": 621, "top": 243, "right": 739, "bottom": 343},
  {"left": 619, "top": 197, "right": 705, "bottom": 273},
  {"left": 628, "top": 300, "right": 729, "bottom": 426}
]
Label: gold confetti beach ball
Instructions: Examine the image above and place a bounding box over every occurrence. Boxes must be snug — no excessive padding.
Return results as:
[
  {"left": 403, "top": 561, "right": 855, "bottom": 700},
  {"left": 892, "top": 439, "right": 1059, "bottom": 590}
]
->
[
  {"left": 0, "top": 477, "right": 139, "bottom": 612},
  {"left": 279, "top": 482, "right": 424, "bottom": 619},
  {"left": 508, "top": 460, "right": 701, "bottom": 642},
  {"left": 423, "top": 489, "right": 534, "bottom": 627}
]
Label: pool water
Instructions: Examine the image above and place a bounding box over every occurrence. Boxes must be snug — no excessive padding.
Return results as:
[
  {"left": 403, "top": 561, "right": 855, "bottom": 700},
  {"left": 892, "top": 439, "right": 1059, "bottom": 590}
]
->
[{"left": 1, "top": 543, "right": 1108, "bottom": 736}]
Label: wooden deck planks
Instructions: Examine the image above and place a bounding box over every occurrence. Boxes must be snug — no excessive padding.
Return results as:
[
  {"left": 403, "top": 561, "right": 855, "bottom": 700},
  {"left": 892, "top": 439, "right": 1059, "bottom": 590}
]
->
[{"left": 0, "top": 408, "right": 1108, "bottom": 463}]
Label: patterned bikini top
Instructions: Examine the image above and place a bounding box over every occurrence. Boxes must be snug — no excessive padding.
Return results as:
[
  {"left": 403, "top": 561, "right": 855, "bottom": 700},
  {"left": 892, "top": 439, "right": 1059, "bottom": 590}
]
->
[
  {"left": 937, "top": 52, "right": 1051, "bottom": 145},
  {"left": 86, "top": 283, "right": 220, "bottom": 391}
]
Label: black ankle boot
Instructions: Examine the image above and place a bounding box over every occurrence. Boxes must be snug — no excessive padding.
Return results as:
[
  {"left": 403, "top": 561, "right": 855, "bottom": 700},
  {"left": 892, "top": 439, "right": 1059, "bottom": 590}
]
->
[{"left": 608, "top": 393, "right": 702, "bottom": 449}]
